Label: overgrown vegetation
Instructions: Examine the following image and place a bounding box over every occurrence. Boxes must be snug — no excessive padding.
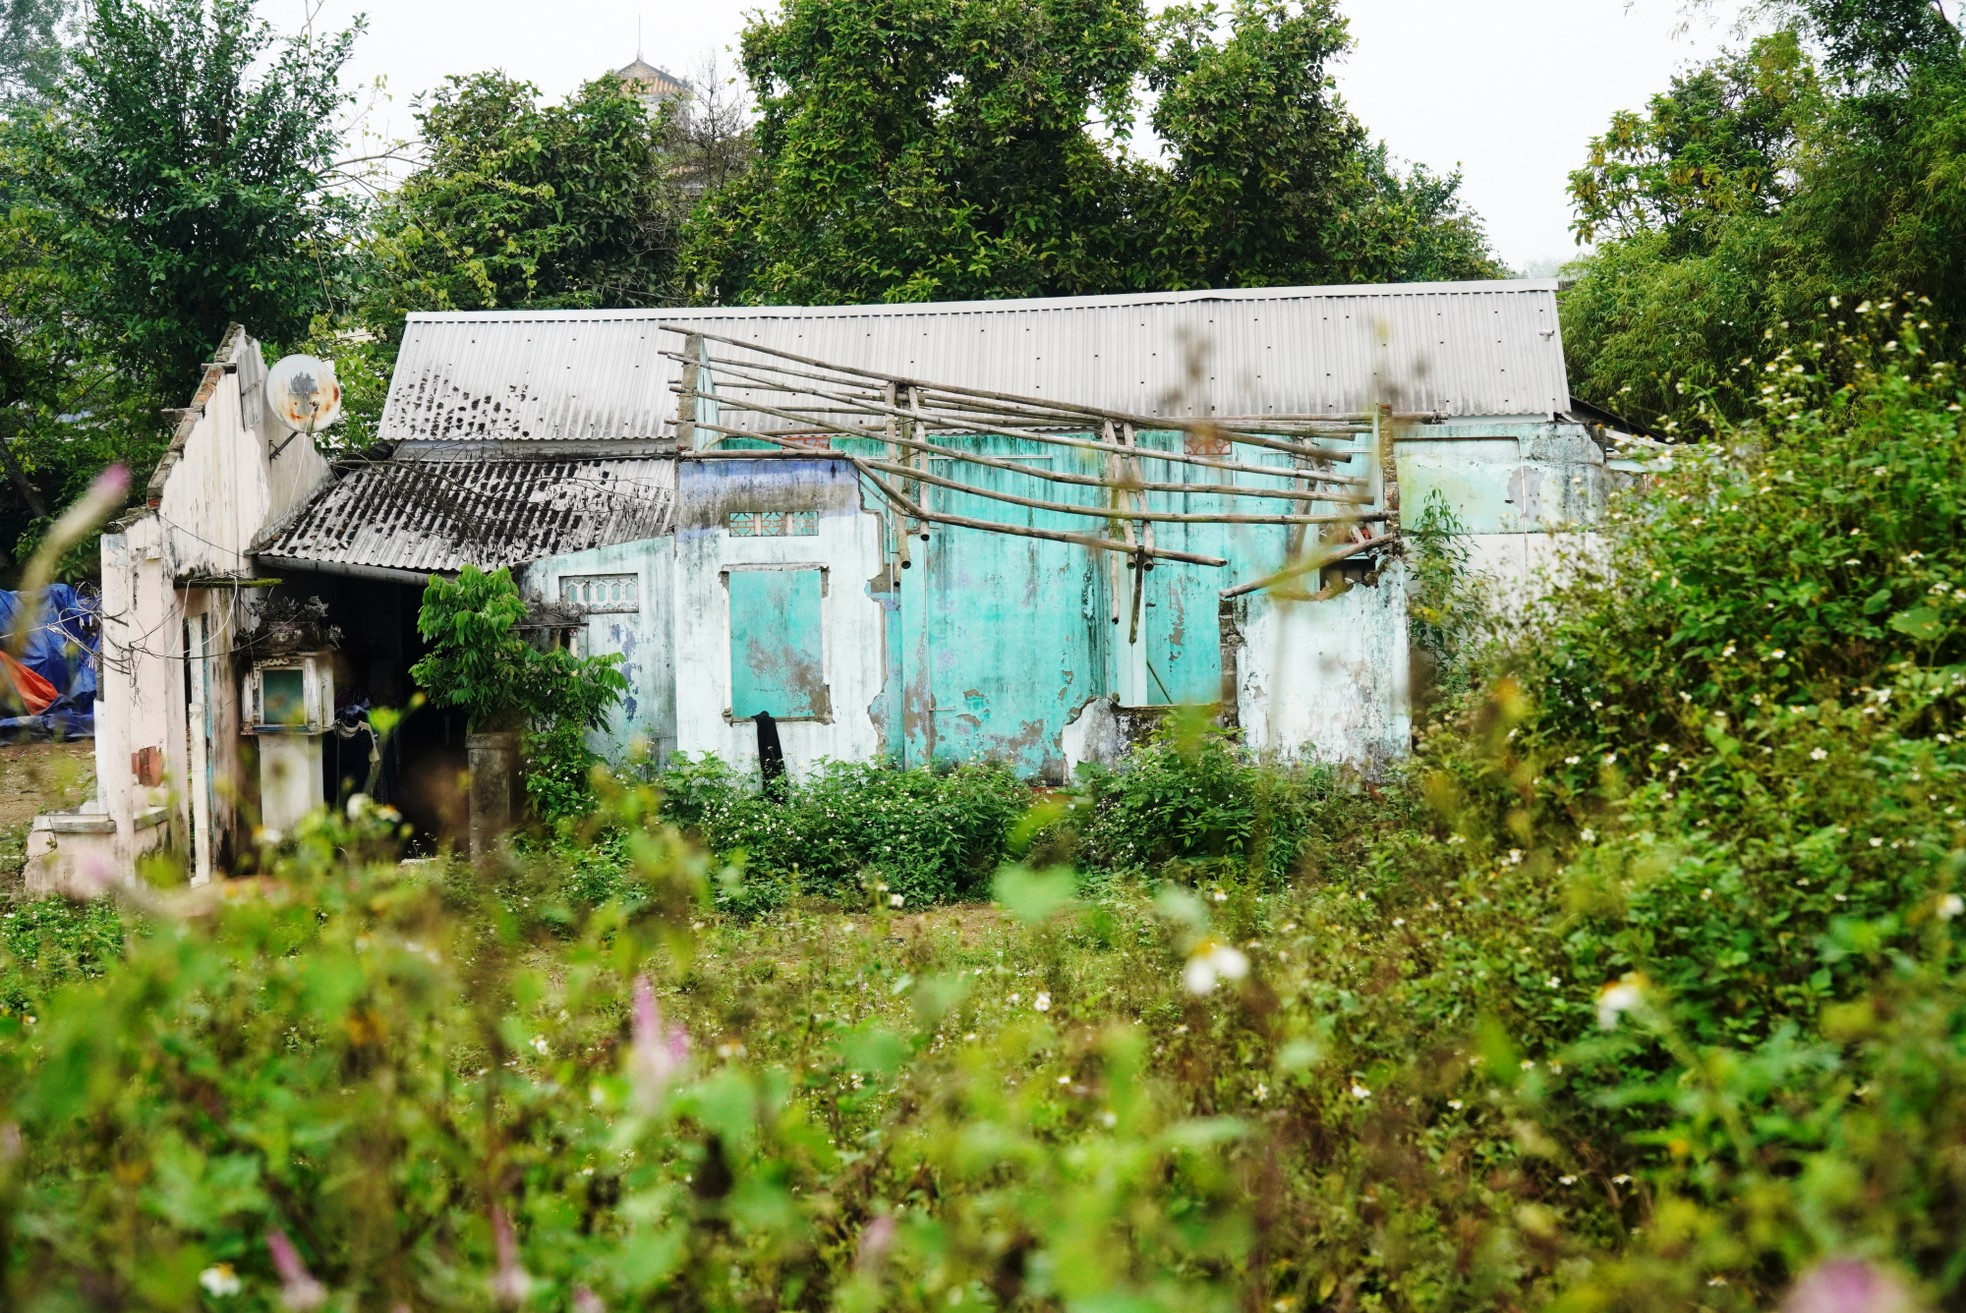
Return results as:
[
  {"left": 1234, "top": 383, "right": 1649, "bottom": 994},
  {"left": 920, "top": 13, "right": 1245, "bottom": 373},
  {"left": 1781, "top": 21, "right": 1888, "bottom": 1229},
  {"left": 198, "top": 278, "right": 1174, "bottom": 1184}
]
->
[
  {"left": 1562, "top": 0, "right": 1966, "bottom": 431},
  {"left": 2, "top": 308, "right": 1958, "bottom": 1310},
  {"left": 411, "top": 565, "right": 628, "bottom": 823}
]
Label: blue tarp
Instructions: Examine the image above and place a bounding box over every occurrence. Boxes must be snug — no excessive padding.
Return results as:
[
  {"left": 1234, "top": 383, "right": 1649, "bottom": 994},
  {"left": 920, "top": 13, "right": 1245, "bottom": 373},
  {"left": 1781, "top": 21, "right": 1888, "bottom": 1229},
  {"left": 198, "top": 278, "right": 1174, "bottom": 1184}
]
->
[{"left": 0, "top": 585, "right": 99, "bottom": 739}]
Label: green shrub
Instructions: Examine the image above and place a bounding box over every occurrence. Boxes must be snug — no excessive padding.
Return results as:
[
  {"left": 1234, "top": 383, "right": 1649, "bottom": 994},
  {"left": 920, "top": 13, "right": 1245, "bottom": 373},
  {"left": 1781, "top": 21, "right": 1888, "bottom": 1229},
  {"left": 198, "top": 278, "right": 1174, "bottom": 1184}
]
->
[
  {"left": 650, "top": 755, "right": 1030, "bottom": 913},
  {"left": 1071, "top": 725, "right": 1383, "bottom": 887}
]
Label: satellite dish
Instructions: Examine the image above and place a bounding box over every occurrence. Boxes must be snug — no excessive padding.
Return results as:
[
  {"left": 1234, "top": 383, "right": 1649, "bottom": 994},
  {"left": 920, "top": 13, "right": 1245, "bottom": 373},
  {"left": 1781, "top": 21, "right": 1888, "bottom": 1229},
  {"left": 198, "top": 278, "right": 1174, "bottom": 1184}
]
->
[{"left": 266, "top": 355, "right": 343, "bottom": 434}]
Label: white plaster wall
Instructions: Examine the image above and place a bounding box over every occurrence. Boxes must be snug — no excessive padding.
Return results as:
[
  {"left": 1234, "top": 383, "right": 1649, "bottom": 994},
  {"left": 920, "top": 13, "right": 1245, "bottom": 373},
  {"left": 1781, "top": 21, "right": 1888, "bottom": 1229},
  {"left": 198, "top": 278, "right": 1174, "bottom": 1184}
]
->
[
  {"left": 1461, "top": 531, "right": 1612, "bottom": 611},
  {"left": 94, "top": 515, "right": 181, "bottom": 851},
  {"left": 1235, "top": 561, "right": 1412, "bottom": 770},
  {"left": 156, "top": 332, "right": 331, "bottom": 577},
  {"left": 73, "top": 328, "right": 334, "bottom": 878},
  {"left": 671, "top": 505, "right": 885, "bottom": 776}
]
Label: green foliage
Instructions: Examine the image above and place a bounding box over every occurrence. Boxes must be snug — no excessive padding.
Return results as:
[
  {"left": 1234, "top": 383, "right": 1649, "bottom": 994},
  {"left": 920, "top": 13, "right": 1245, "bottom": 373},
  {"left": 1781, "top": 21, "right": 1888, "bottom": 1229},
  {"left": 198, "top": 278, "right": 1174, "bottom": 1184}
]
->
[
  {"left": 1561, "top": 11, "right": 1966, "bottom": 430},
  {"left": 652, "top": 755, "right": 1030, "bottom": 914},
  {"left": 0, "top": 0, "right": 356, "bottom": 567},
  {"left": 26, "top": 0, "right": 356, "bottom": 395},
  {"left": 411, "top": 566, "right": 627, "bottom": 821},
  {"left": 1147, "top": 1, "right": 1498, "bottom": 287},
  {"left": 1071, "top": 725, "right": 1379, "bottom": 886},
  {"left": 0, "top": 0, "right": 68, "bottom": 105},
  {"left": 682, "top": 0, "right": 1499, "bottom": 304},
  {"left": 1405, "top": 488, "right": 1483, "bottom": 715},
  {"left": 1568, "top": 33, "right": 1821, "bottom": 252},
  {"left": 362, "top": 73, "right": 682, "bottom": 341},
  {"left": 10, "top": 336, "right": 1966, "bottom": 1306},
  {"left": 0, "top": 895, "right": 126, "bottom": 1014}
]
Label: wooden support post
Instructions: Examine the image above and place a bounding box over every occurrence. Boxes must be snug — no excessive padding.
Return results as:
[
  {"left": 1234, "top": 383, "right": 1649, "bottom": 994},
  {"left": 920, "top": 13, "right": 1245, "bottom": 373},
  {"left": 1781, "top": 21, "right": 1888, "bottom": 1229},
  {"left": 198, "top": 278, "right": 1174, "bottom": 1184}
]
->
[{"left": 676, "top": 333, "right": 702, "bottom": 450}]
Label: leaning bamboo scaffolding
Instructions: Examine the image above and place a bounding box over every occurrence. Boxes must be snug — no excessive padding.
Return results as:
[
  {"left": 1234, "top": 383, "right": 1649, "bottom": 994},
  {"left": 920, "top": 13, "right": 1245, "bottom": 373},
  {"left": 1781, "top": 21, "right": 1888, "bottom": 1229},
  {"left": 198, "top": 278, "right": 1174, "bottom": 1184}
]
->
[
  {"left": 1219, "top": 533, "right": 1399, "bottom": 598},
  {"left": 659, "top": 326, "right": 1377, "bottom": 450},
  {"left": 665, "top": 326, "right": 1400, "bottom": 579},
  {"left": 684, "top": 420, "right": 1232, "bottom": 567},
  {"left": 697, "top": 402, "right": 1369, "bottom": 508},
  {"left": 668, "top": 355, "right": 1360, "bottom": 473},
  {"left": 664, "top": 356, "right": 1370, "bottom": 489}
]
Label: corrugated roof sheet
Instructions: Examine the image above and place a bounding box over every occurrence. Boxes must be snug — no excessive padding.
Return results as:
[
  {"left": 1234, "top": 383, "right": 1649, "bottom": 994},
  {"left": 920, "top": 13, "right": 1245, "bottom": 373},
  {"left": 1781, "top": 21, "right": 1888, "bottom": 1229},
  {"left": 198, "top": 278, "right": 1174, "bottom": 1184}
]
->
[
  {"left": 252, "top": 456, "right": 675, "bottom": 575},
  {"left": 378, "top": 280, "right": 1571, "bottom": 444}
]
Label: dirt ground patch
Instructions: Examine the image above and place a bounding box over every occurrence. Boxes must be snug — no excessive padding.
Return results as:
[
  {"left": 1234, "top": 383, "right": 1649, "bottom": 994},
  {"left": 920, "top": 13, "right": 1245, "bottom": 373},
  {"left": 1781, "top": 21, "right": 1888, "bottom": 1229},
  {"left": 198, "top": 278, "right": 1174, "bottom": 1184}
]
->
[{"left": 0, "top": 741, "right": 94, "bottom": 883}]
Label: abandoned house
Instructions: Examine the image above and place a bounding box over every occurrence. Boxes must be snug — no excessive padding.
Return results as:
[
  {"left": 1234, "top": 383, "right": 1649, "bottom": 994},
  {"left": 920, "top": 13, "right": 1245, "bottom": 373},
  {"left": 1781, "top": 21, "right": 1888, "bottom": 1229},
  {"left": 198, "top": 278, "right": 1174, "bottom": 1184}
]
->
[{"left": 31, "top": 278, "right": 1635, "bottom": 885}]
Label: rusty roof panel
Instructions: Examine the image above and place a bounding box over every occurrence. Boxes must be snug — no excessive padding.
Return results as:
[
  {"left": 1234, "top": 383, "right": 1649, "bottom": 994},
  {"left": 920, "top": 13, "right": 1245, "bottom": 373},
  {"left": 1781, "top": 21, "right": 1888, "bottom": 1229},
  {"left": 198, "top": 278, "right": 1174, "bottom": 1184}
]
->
[
  {"left": 379, "top": 280, "right": 1572, "bottom": 443},
  {"left": 251, "top": 456, "right": 675, "bottom": 575}
]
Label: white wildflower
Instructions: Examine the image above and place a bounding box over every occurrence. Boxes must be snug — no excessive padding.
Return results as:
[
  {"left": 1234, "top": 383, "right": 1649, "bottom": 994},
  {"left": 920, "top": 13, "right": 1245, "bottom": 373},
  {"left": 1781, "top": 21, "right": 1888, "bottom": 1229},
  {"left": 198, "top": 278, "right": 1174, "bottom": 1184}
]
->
[
  {"left": 1184, "top": 940, "right": 1250, "bottom": 995},
  {"left": 1350, "top": 1082, "right": 1371, "bottom": 1100},
  {"left": 199, "top": 1265, "right": 242, "bottom": 1298},
  {"left": 1596, "top": 974, "right": 1649, "bottom": 1031},
  {"left": 889, "top": 893, "right": 905, "bottom": 908},
  {"left": 1033, "top": 992, "right": 1051, "bottom": 1013},
  {"left": 1939, "top": 894, "right": 1964, "bottom": 921}
]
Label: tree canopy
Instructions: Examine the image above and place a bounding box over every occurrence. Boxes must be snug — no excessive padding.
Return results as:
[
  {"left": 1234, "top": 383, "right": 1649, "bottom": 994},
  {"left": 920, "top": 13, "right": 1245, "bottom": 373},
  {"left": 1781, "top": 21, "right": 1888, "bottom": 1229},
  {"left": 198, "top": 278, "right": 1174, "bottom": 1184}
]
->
[
  {"left": 361, "top": 72, "right": 684, "bottom": 336},
  {"left": 679, "top": 0, "right": 1501, "bottom": 304},
  {"left": 1561, "top": 1, "right": 1966, "bottom": 429}
]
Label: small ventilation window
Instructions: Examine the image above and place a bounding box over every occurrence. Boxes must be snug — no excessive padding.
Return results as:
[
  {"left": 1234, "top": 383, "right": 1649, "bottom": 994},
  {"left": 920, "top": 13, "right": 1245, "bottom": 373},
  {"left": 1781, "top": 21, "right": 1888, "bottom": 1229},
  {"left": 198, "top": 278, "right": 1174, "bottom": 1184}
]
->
[
  {"left": 561, "top": 573, "right": 638, "bottom": 611},
  {"left": 728, "top": 509, "right": 819, "bottom": 537}
]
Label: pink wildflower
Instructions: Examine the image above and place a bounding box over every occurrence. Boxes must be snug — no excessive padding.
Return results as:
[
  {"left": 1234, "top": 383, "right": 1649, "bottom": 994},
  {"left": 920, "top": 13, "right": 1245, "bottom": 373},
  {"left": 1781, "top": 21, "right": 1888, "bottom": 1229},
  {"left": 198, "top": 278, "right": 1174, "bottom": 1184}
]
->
[
  {"left": 490, "top": 1206, "right": 532, "bottom": 1307},
  {"left": 857, "top": 1214, "right": 898, "bottom": 1273},
  {"left": 265, "top": 1229, "right": 326, "bottom": 1311},
  {"left": 1783, "top": 1258, "right": 1916, "bottom": 1313},
  {"left": 629, "top": 974, "right": 690, "bottom": 1109}
]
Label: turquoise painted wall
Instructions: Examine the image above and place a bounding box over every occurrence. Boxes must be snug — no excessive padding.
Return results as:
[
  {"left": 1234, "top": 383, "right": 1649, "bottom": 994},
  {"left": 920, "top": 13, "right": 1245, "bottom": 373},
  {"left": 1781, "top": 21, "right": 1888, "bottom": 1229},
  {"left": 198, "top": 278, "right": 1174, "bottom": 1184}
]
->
[
  {"left": 521, "top": 536, "right": 677, "bottom": 760},
  {"left": 531, "top": 419, "right": 1606, "bottom": 776}
]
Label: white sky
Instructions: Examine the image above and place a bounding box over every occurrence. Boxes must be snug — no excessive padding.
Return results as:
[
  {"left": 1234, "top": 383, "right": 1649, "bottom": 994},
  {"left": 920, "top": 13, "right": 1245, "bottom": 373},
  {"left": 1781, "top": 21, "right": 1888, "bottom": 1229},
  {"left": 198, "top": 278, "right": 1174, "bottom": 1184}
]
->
[{"left": 302, "top": 0, "right": 1743, "bottom": 273}]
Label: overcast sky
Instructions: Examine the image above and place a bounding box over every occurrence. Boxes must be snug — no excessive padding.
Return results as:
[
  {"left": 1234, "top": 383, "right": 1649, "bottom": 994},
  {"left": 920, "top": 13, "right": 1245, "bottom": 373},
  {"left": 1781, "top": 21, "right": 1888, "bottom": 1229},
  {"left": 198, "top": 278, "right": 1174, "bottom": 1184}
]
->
[{"left": 300, "top": 0, "right": 1743, "bottom": 274}]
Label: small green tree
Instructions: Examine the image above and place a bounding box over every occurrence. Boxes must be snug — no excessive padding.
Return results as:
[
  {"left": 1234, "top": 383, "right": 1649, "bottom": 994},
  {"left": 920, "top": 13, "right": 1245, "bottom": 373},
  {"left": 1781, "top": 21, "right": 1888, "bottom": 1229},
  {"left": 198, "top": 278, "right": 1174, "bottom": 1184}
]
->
[
  {"left": 412, "top": 565, "right": 627, "bottom": 822},
  {"left": 362, "top": 73, "right": 683, "bottom": 338}
]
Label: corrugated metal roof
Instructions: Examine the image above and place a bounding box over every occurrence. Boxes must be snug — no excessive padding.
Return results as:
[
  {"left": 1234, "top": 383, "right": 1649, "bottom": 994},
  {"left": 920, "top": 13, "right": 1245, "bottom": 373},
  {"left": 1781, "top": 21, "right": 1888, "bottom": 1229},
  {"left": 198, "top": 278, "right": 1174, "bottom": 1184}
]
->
[
  {"left": 252, "top": 455, "right": 675, "bottom": 576},
  {"left": 378, "top": 280, "right": 1571, "bottom": 444}
]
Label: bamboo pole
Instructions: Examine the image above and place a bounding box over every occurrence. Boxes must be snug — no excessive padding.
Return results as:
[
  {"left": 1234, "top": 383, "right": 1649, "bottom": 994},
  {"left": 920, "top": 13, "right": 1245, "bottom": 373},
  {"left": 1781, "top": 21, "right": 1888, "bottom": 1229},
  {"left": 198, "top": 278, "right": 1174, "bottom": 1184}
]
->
[
  {"left": 657, "top": 327, "right": 1374, "bottom": 454},
  {"left": 666, "top": 367, "right": 1370, "bottom": 489},
  {"left": 680, "top": 421, "right": 1233, "bottom": 567},
  {"left": 1218, "top": 534, "right": 1398, "bottom": 598}
]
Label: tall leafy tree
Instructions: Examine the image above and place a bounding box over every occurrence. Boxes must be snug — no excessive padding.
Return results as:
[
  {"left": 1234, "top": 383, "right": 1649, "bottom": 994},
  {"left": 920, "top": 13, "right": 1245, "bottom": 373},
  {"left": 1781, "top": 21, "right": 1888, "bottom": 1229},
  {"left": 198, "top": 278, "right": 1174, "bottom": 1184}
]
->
[
  {"left": 682, "top": 0, "right": 1153, "bottom": 304},
  {"left": 361, "top": 73, "right": 682, "bottom": 334},
  {"left": 1561, "top": 6, "right": 1966, "bottom": 430},
  {"left": 0, "top": 0, "right": 69, "bottom": 105},
  {"left": 1147, "top": 0, "right": 1497, "bottom": 288},
  {"left": 681, "top": 0, "right": 1498, "bottom": 305},
  {"left": 28, "top": 0, "right": 356, "bottom": 395}
]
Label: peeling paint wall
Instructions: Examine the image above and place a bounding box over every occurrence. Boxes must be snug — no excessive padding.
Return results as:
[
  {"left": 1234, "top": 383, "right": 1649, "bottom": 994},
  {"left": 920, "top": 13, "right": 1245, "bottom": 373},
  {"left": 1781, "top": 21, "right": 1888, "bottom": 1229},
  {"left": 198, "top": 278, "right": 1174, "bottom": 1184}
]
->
[
  {"left": 1231, "top": 562, "right": 1413, "bottom": 770},
  {"left": 671, "top": 457, "right": 887, "bottom": 774},
  {"left": 522, "top": 537, "right": 677, "bottom": 760},
  {"left": 48, "top": 328, "right": 335, "bottom": 886},
  {"left": 538, "top": 419, "right": 1619, "bottom": 780}
]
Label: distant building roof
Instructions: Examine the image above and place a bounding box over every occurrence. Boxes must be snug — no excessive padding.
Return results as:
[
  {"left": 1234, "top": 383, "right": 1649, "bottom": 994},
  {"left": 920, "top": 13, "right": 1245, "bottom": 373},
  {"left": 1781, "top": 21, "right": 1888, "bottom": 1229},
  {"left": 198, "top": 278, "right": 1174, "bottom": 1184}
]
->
[
  {"left": 377, "top": 280, "right": 1574, "bottom": 446},
  {"left": 614, "top": 57, "right": 690, "bottom": 102},
  {"left": 252, "top": 452, "right": 675, "bottom": 579}
]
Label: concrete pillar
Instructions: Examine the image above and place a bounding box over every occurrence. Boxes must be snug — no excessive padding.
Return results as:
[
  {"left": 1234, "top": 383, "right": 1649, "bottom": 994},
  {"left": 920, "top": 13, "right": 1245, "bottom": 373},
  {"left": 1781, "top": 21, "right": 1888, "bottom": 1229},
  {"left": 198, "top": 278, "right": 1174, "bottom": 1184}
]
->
[{"left": 467, "top": 730, "right": 520, "bottom": 859}]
